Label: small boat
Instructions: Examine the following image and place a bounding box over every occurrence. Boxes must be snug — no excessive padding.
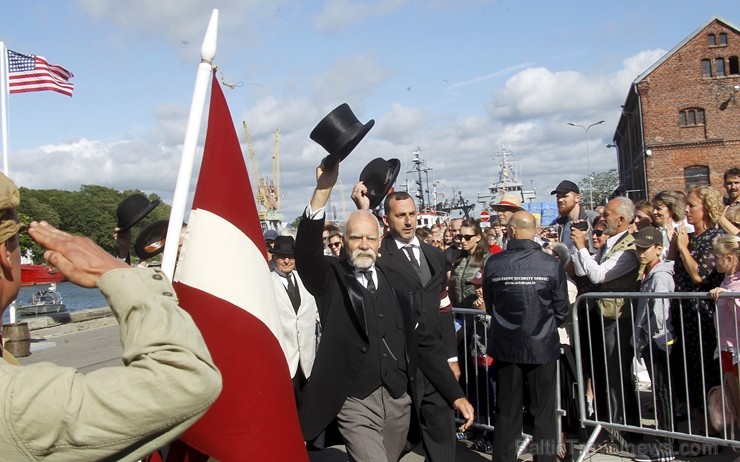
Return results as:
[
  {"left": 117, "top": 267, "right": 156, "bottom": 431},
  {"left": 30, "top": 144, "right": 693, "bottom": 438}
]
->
[{"left": 17, "top": 283, "right": 67, "bottom": 316}]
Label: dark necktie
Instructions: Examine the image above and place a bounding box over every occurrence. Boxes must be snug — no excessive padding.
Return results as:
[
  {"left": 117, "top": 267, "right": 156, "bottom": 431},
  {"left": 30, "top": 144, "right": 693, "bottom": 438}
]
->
[
  {"left": 403, "top": 245, "right": 420, "bottom": 270},
  {"left": 286, "top": 275, "right": 301, "bottom": 312},
  {"left": 362, "top": 270, "right": 376, "bottom": 294}
]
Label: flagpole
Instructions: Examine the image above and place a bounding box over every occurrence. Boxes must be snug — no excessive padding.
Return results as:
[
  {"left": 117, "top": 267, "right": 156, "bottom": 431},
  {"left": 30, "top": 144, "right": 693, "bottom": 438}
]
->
[
  {"left": 0, "top": 42, "right": 17, "bottom": 325},
  {"left": 1, "top": 41, "right": 9, "bottom": 176},
  {"left": 161, "top": 9, "right": 219, "bottom": 280}
]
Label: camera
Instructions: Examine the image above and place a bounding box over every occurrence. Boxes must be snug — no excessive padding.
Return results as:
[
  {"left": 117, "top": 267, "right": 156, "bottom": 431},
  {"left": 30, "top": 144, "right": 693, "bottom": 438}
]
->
[{"left": 572, "top": 221, "right": 589, "bottom": 232}]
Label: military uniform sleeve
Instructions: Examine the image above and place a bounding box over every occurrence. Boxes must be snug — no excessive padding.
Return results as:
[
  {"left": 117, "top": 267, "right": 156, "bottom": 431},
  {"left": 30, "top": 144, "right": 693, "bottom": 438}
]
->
[{"left": 0, "top": 268, "right": 222, "bottom": 462}]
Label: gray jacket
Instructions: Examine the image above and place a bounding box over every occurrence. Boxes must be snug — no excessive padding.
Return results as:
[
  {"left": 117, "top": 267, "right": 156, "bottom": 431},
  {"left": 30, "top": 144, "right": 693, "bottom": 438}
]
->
[{"left": 633, "top": 260, "right": 676, "bottom": 357}]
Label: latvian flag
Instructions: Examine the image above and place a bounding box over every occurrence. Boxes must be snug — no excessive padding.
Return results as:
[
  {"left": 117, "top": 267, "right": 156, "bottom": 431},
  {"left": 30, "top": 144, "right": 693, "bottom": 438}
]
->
[{"left": 167, "top": 70, "right": 308, "bottom": 462}]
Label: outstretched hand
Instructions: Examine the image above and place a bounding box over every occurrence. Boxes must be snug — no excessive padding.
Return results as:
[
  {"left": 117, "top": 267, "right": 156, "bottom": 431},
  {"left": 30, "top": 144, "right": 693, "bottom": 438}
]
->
[
  {"left": 316, "top": 160, "right": 339, "bottom": 191},
  {"left": 29, "top": 221, "right": 129, "bottom": 288},
  {"left": 351, "top": 182, "right": 370, "bottom": 210}
]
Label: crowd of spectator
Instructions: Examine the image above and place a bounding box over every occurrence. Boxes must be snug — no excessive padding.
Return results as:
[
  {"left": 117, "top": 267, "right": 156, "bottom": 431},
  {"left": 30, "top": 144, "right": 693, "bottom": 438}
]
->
[{"left": 263, "top": 165, "right": 740, "bottom": 462}]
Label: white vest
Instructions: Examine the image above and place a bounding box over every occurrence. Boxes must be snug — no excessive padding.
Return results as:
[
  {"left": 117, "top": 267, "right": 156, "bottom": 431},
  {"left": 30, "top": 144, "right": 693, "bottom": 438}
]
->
[{"left": 270, "top": 271, "right": 320, "bottom": 378}]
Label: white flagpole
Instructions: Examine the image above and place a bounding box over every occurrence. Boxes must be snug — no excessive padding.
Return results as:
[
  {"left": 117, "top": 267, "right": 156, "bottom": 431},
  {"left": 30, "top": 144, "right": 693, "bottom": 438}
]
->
[
  {"left": 161, "top": 9, "right": 219, "bottom": 280},
  {"left": 0, "top": 42, "right": 17, "bottom": 325},
  {"left": 1, "top": 41, "right": 9, "bottom": 176}
]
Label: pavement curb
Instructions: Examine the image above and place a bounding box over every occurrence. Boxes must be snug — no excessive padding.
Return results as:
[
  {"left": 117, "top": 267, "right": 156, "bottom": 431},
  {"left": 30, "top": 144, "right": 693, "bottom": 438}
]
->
[{"left": 22, "top": 307, "right": 118, "bottom": 338}]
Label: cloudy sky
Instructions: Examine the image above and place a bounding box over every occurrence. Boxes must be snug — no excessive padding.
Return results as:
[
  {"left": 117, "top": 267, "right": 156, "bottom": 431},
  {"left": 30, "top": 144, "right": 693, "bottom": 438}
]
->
[{"left": 2, "top": 1, "right": 739, "bottom": 222}]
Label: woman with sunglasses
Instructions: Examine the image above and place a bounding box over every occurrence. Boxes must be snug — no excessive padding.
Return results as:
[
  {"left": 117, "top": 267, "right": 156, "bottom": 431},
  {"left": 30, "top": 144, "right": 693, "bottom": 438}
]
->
[
  {"left": 326, "top": 230, "right": 344, "bottom": 258},
  {"left": 449, "top": 219, "right": 490, "bottom": 309}
]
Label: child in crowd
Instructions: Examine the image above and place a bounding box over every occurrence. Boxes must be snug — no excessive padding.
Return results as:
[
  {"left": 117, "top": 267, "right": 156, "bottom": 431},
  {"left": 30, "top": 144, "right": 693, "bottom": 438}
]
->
[
  {"left": 709, "top": 234, "right": 740, "bottom": 425},
  {"left": 632, "top": 226, "right": 676, "bottom": 462}
]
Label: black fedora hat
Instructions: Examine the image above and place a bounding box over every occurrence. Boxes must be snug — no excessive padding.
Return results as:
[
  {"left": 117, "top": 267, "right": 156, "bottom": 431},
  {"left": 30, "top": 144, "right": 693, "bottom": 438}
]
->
[
  {"left": 310, "top": 103, "right": 375, "bottom": 169},
  {"left": 134, "top": 220, "right": 168, "bottom": 260},
  {"left": 359, "top": 157, "right": 401, "bottom": 209},
  {"left": 272, "top": 235, "right": 295, "bottom": 256},
  {"left": 117, "top": 194, "right": 160, "bottom": 231}
]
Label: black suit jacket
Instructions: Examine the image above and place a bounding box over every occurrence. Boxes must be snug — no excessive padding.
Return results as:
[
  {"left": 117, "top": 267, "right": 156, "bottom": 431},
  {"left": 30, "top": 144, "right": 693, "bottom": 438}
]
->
[
  {"left": 376, "top": 237, "right": 463, "bottom": 405},
  {"left": 295, "top": 215, "right": 422, "bottom": 441}
]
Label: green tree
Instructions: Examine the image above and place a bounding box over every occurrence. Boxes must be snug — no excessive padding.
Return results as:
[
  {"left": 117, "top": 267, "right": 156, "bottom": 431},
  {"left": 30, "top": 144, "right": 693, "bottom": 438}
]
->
[{"left": 579, "top": 169, "right": 619, "bottom": 209}]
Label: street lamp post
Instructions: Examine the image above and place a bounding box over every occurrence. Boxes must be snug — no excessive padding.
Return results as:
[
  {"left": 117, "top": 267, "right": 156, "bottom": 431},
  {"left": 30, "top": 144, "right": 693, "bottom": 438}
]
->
[{"left": 568, "top": 120, "right": 604, "bottom": 210}]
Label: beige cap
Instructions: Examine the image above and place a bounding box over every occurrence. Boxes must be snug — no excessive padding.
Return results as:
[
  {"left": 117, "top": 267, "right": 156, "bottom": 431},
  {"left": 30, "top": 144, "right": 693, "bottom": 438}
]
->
[{"left": 0, "top": 172, "right": 21, "bottom": 243}]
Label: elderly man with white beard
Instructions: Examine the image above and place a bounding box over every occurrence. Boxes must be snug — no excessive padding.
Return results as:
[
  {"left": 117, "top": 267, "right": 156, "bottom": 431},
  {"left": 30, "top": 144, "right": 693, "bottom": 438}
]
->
[{"left": 294, "top": 161, "right": 473, "bottom": 462}]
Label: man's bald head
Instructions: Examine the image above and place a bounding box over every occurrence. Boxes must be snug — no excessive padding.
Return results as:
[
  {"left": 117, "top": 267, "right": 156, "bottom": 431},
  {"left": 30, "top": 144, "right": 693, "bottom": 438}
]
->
[{"left": 507, "top": 211, "right": 536, "bottom": 240}]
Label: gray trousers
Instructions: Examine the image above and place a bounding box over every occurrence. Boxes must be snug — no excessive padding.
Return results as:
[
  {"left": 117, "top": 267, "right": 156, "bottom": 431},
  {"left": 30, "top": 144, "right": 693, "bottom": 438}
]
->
[{"left": 336, "top": 387, "right": 412, "bottom": 462}]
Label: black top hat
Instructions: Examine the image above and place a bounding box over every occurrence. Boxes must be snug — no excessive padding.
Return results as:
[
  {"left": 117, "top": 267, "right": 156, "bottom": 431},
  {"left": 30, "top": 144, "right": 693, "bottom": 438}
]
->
[
  {"left": 134, "top": 219, "right": 169, "bottom": 260},
  {"left": 359, "top": 157, "right": 401, "bottom": 209},
  {"left": 310, "top": 103, "right": 375, "bottom": 169},
  {"left": 272, "top": 235, "right": 295, "bottom": 256},
  {"left": 117, "top": 194, "right": 160, "bottom": 231}
]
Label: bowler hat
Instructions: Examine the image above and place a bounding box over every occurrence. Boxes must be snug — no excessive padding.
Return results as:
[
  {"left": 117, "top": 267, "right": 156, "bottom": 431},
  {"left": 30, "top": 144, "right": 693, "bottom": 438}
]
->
[
  {"left": 134, "top": 220, "right": 168, "bottom": 260},
  {"left": 117, "top": 194, "right": 160, "bottom": 231},
  {"left": 490, "top": 193, "right": 524, "bottom": 211},
  {"left": 310, "top": 103, "right": 375, "bottom": 169},
  {"left": 359, "top": 157, "right": 401, "bottom": 209},
  {"left": 551, "top": 180, "right": 580, "bottom": 195},
  {"left": 272, "top": 235, "right": 295, "bottom": 256}
]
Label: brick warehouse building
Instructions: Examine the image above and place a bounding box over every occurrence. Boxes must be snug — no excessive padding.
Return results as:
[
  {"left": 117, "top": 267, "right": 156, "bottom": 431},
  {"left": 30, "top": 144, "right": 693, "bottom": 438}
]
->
[{"left": 612, "top": 16, "right": 740, "bottom": 201}]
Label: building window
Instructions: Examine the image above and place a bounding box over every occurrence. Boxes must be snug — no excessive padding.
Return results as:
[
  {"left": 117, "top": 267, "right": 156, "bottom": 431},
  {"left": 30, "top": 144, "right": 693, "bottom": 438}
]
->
[
  {"left": 684, "top": 166, "right": 710, "bottom": 191},
  {"left": 730, "top": 56, "right": 740, "bottom": 75},
  {"left": 720, "top": 33, "right": 728, "bottom": 45},
  {"left": 716, "top": 58, "right": 726, "bottom": 76},
  {"left": 679, "top": 108, "right": 705, "bottom": 127},
  {"left": 702, "top": 59, "right": 712, "bottom": 76},
  {"left": 709, "top": 33, "right": 717, "bottom": 45}
]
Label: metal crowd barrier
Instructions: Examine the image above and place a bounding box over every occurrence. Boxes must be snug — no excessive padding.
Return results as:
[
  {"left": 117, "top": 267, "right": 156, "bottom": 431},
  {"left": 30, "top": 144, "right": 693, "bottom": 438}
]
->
[
  {"left": 453, "top": 307, "right": 533, "bottom": 457},
  {"left": 572, "top": 291, "right": 740, "bottom": 461},
  {"left": 453, "top": 290, "right": 740, "bottom": 460}
]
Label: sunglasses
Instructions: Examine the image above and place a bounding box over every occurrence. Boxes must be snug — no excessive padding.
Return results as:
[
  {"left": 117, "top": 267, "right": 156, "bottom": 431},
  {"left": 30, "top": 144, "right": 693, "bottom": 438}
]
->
[
  {"left": 329, "top": 241, "right": 342, "bottom": 248},
  {"left": 456, "top": 234, "right": 478, "bottom": 241},
  {"left": 593, "top": 230, "right": 604, "bottom": 237}
]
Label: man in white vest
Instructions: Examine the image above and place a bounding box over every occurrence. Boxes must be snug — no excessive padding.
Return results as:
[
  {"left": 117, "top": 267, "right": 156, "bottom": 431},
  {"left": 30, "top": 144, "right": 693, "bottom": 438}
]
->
[{"left": 271, "top": 235, "right": 320, "bottom": 405}]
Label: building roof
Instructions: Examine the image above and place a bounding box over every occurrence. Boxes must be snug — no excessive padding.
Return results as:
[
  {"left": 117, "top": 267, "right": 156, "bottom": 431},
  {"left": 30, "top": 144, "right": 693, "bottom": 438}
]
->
[{"left": 633, "top": 15, "right": 740, "bottom": 85}]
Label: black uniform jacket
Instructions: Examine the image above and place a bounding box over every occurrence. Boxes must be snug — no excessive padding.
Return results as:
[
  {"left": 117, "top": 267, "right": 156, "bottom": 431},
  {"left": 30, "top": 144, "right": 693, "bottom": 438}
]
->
[{"left": 483, "top": 239, "right": 569, "bottom": 365}]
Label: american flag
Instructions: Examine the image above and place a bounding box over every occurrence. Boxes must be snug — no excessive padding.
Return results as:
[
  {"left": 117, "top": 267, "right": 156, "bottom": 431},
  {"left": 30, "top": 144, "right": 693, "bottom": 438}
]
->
[{"left": 7, "top": 49, "right": 74, "bottom": 96}]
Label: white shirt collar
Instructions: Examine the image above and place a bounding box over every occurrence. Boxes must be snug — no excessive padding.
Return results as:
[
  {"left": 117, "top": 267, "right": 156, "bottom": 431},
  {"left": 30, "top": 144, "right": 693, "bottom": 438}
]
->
[{"left": 393, "top": 235, "right": 420, "bottom": 250}]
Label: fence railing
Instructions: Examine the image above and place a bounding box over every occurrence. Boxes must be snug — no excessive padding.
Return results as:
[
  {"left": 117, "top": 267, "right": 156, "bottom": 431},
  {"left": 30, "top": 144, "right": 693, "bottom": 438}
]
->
[{"left": 453, "top": 290, "right": 740, "bottom": 460}]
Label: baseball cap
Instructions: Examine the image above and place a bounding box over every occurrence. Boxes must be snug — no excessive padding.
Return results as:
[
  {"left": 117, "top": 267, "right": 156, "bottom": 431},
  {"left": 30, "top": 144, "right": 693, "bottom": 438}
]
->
[
  {"left": 550, "top": 180, "right": 580, "bottom": 195},
  {"left": 263, "top": 229, "right": 278, "bottom": 241},
  {"left": 467, "top": 270, "right": 483, "bottom": 285},
  {"left": 633, "top": 226, "right": 663, "bottom": 248}
]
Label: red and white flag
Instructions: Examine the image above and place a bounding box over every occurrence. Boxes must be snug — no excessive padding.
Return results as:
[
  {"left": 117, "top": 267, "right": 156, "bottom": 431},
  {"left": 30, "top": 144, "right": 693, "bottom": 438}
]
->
[
  {"left": 7, "top": 49, "right": 74, "bottom": 96},
  {"left": 168, "top": 71, "right": 307, "bottom": 461}
]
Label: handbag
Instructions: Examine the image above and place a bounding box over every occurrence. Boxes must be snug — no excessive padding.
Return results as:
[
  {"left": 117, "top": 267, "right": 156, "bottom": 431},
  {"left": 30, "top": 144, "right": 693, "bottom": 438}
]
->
[{"left": 707, "top": 381, "right": 737, "bottom": 438}]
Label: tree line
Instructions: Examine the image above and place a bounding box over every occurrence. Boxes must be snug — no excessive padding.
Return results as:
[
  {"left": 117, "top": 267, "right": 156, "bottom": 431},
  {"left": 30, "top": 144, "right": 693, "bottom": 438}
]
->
[{"left": 17, "top": 185, "right": 171, "bottom": 263}]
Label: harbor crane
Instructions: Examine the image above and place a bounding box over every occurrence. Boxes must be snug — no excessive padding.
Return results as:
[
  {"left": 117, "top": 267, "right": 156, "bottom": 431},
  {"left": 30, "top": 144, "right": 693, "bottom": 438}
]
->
[{"left": 243, "top": 121, "right": 283, "bottom": 230}]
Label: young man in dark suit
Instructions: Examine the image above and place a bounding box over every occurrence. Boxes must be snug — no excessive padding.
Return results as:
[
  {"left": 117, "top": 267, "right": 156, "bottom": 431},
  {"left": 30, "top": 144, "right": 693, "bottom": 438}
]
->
[
  {"left": 295, "top": 162, "right": 473, "bottom": 461},
  {"left": 352, "top": 185, "right": 462, "bottom": 461}
]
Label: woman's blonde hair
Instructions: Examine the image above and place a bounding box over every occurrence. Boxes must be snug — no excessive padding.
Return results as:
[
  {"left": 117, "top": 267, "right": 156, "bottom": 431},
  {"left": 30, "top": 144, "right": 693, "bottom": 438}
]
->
[
  {"left": 689, "top": 185, "right": 724, "bottom": 226},
  {"left": 712, "top": 233, "right": 740, "bottom": 260}
]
